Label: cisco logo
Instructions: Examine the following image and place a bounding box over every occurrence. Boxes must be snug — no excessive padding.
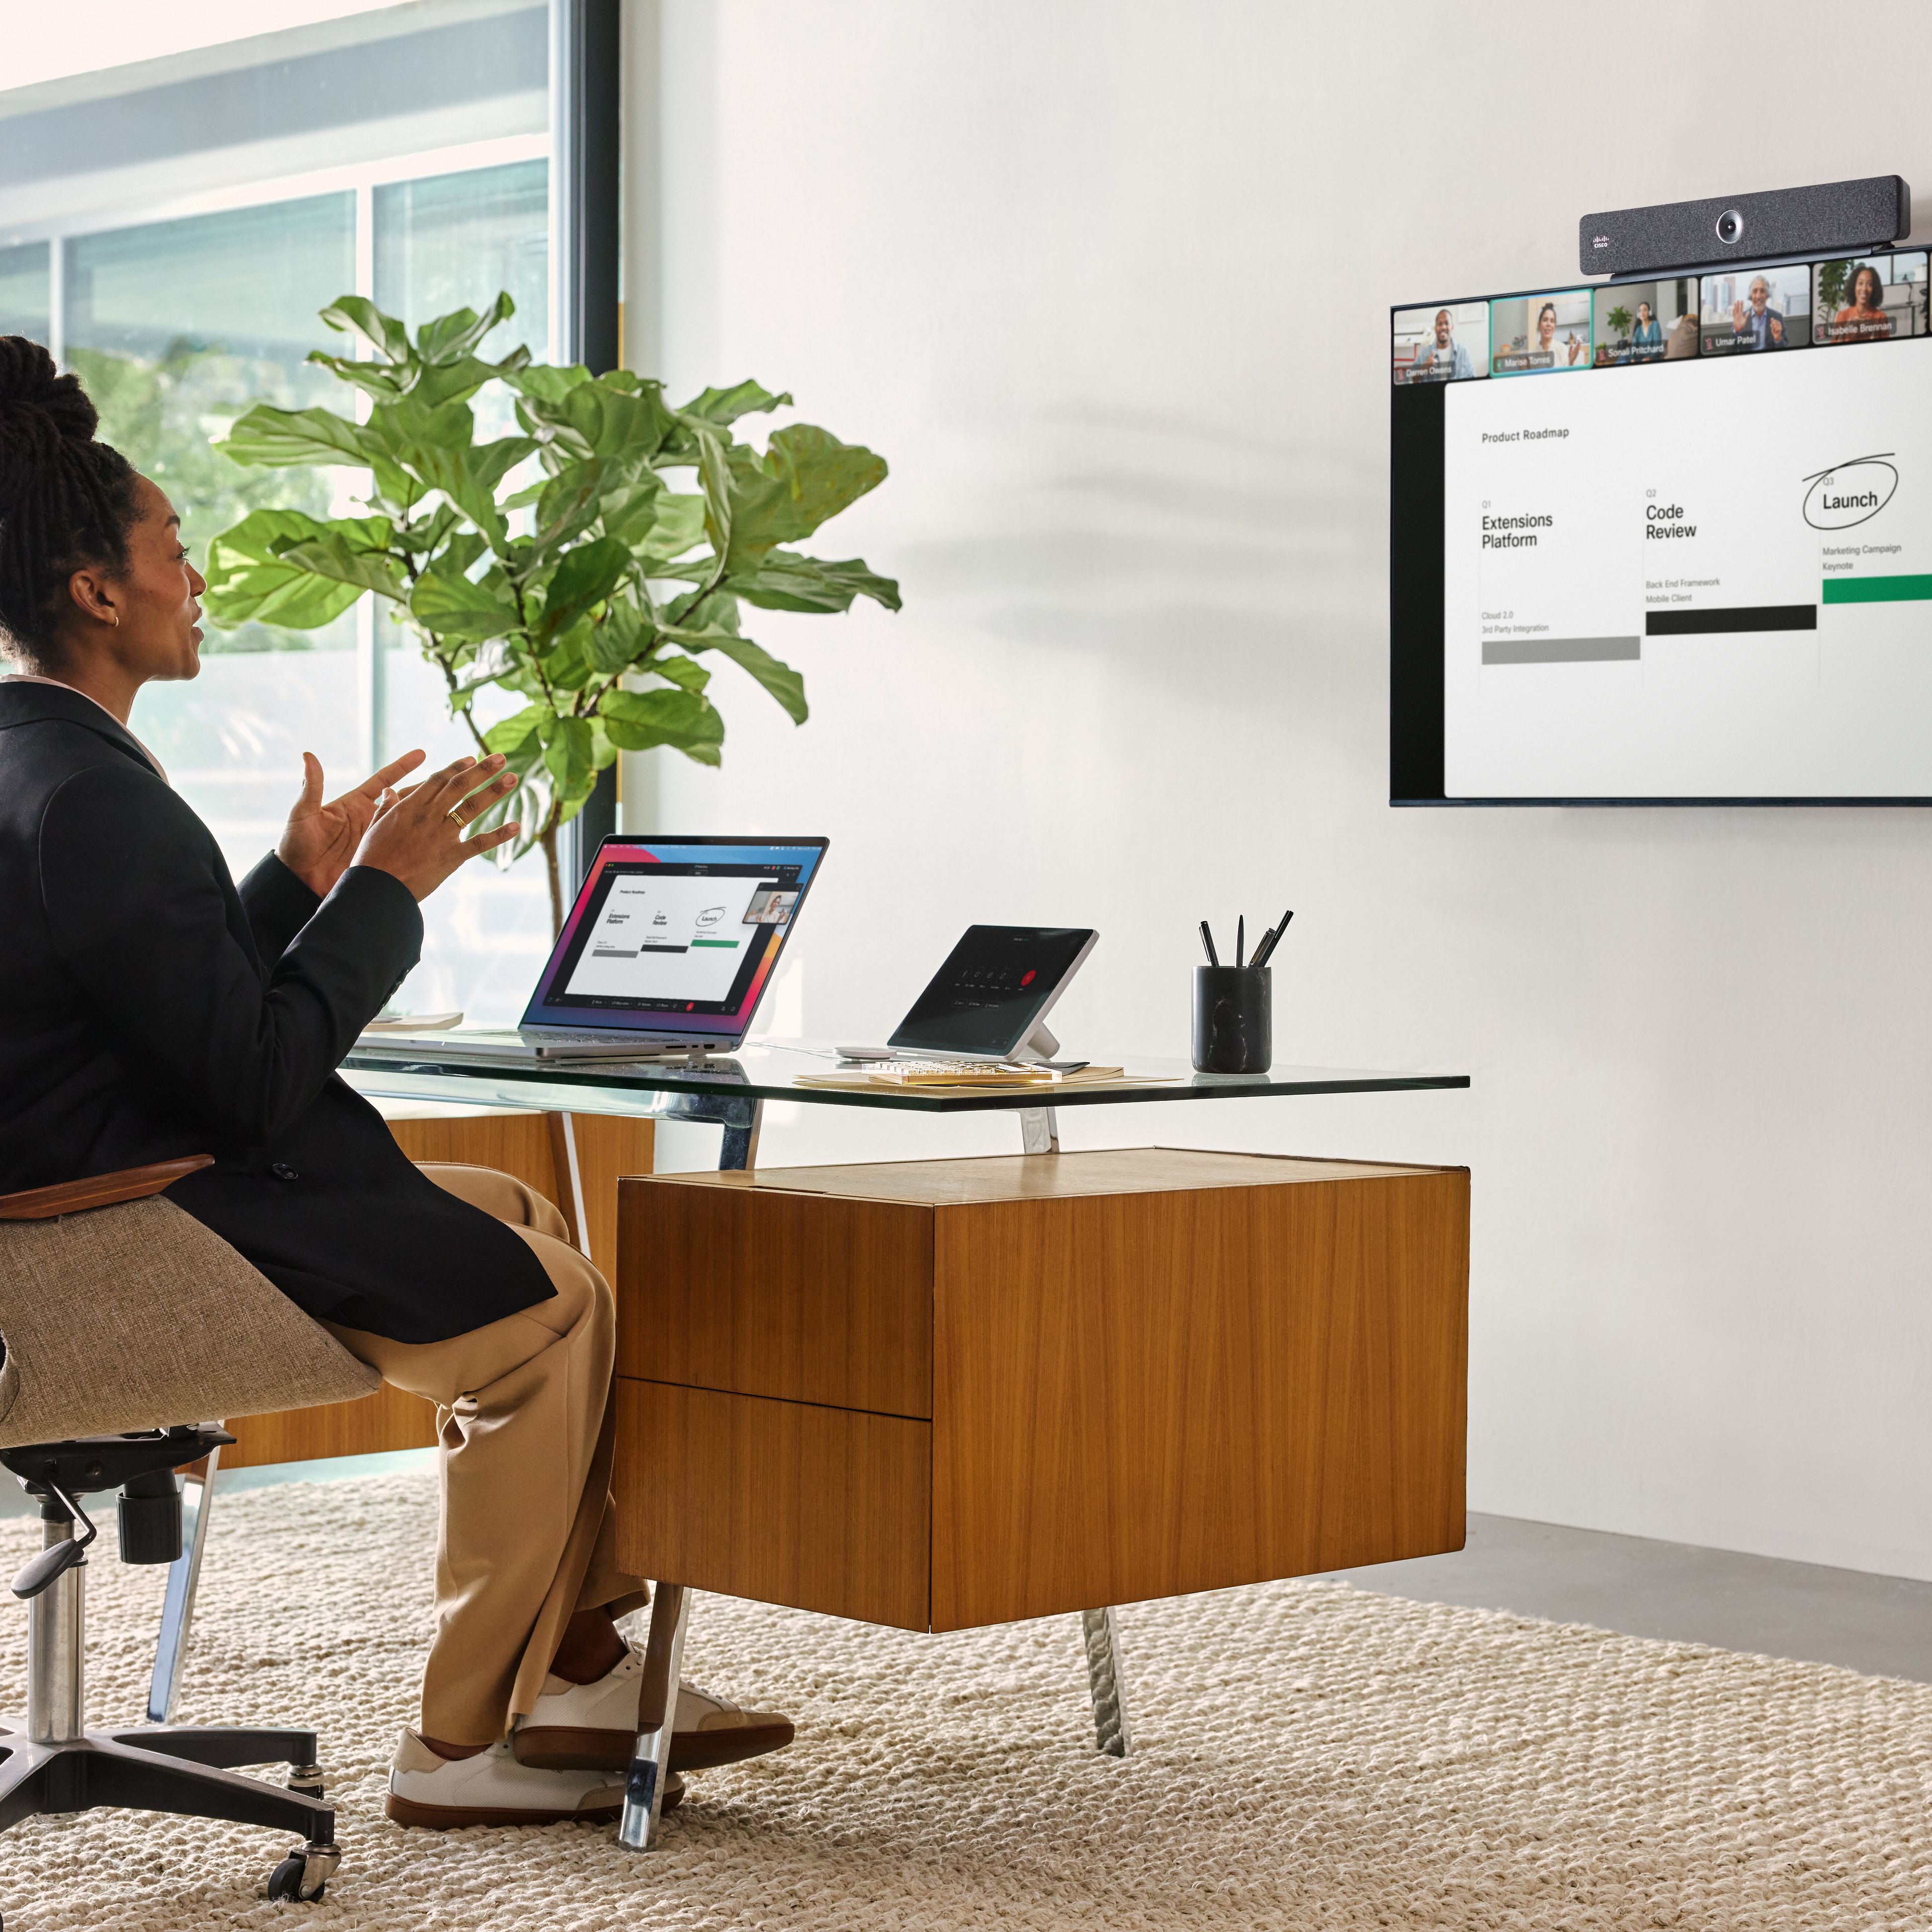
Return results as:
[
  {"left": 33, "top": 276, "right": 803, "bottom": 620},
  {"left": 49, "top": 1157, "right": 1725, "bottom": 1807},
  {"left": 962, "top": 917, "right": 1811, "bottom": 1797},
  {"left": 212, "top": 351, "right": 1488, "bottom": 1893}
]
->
[
  {"left": 1803, "top": 453, "right": 1898, "bottom": 530},
  {"left": 1591, "top": 234, "right": 1611, "bottom": 250}
]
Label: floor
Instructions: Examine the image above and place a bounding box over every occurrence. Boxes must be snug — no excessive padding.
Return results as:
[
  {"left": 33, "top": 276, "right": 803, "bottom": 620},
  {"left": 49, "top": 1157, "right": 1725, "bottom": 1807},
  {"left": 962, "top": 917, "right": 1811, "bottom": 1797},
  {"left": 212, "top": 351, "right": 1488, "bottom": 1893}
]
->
[
  {"left": 7, "top": 1454, "right": 1930, "bottom": 1685},
  {"left": 1327, "top": 1512, "right": 1932, "bottom": 1684}
]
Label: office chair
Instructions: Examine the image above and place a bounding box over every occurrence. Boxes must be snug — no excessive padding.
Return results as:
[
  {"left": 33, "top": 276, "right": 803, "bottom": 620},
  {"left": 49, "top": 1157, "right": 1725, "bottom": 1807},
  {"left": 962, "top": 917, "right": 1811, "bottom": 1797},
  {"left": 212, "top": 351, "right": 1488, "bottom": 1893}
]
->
[{"left": 0, "top": 1157, "right": 385, "bottom": 1915}]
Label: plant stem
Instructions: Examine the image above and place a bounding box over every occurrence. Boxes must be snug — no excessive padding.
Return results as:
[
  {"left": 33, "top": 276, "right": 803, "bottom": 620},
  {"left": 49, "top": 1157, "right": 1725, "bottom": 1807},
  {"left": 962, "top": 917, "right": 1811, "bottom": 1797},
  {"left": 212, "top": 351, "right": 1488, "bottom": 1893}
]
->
[{"left": 540, "top": 807, "right": 564, "bottom": 936}]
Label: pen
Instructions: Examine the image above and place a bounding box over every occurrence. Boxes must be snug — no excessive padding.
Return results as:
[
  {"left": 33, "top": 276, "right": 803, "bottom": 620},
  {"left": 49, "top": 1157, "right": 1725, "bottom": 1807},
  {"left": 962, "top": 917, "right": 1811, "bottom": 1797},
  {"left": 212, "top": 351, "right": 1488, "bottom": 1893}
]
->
[
  {"left": 1236, "top": 916, "right": 1244, "bottom": 968},
  {"left": 1199, "top": 920, "right": 1220, "bottom": 968},
  {"left": 1253, "top": 908, "right": 1294, "bottom": 969}
]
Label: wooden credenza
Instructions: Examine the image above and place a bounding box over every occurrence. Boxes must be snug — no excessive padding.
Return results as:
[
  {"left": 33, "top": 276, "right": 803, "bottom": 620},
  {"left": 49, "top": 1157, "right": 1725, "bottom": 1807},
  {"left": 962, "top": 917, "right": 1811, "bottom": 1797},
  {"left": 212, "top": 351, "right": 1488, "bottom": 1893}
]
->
[{"left": 612, "top": 1148, "right": 1468, "bottom": 1632}]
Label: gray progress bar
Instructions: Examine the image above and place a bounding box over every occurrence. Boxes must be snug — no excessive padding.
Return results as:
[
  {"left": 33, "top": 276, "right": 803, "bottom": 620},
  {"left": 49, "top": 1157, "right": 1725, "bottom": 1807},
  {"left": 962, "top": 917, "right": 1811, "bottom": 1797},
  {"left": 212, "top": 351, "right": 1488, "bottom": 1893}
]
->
[{"left": 1482, "top": 635, "right": 1641, "bottom": 665}]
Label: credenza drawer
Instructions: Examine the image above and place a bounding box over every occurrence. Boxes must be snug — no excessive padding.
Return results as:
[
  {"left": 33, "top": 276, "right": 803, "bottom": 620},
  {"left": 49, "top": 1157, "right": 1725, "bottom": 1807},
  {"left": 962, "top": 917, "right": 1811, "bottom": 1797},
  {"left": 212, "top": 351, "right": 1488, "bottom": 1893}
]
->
[
  {"left": 614, "top": 1378, "right": 931, "bottom": 1631},
  {"left": 617, "top": 1177, "right": 932, "bottom": 1416}
]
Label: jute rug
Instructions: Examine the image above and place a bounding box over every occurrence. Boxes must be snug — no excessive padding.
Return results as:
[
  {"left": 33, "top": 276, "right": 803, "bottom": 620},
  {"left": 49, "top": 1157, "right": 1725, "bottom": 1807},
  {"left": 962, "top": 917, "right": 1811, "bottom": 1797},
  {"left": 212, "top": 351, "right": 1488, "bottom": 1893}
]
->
[{"left": 0, "top": 1474, "right": 1927, "bottom": 1929}]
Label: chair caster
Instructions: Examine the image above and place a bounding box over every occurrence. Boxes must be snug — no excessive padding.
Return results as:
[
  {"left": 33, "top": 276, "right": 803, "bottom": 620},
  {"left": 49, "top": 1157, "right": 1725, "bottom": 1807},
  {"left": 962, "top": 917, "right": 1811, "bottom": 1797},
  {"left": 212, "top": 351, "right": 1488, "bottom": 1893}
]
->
[
  {"left": 266, "top": 1840, "right": 339, "bottom": 1902},
  {"left": 286, "top": 1763, "right": 325, "bottom": 1800}
]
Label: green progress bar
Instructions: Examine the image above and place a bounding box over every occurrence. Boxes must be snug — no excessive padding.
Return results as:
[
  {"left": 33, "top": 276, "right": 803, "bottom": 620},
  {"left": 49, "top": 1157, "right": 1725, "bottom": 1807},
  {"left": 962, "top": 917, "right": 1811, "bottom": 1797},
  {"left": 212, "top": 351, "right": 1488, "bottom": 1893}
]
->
[
  {"left": 690, "top": 938, "right": 739, "bottom": 948},
  {"left": 1822, "top": 574, "right": 1932, "bottom": 604}
]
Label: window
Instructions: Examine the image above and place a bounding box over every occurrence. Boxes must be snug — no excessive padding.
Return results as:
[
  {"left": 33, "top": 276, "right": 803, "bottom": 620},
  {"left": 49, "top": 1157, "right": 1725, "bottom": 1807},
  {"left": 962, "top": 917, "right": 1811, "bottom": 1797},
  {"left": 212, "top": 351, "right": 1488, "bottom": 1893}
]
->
[{"left": 0, "top": 2, "right": 557, "bottom": 1018}]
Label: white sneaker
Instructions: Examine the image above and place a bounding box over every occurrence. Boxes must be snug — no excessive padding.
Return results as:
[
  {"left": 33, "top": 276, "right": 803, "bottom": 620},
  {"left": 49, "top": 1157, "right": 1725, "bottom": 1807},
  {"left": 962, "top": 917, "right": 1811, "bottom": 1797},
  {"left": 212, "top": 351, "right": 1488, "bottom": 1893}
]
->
[
  {"left": 512, "top": 1647, "right": 794, "bottom": 1773},
  {"left": 386, "top": 1729, "right": 653, "bottom": 1829}
]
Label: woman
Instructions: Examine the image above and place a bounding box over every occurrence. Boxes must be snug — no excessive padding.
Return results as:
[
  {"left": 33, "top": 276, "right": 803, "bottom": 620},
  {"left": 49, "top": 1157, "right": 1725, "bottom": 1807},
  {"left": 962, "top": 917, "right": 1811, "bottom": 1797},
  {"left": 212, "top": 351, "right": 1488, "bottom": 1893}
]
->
[
  {"left": 0, "top": 339, "right": 790, "bottom": 1829},
  {"left": 1832, "top": 263, "right": 1893, "bottom": 344},
  {"left": 1535, "top": 302, "right": 1582, "bottom": 369},
  {"left": 1630, "top": 300, "right": 1664, "bottom": 362}
]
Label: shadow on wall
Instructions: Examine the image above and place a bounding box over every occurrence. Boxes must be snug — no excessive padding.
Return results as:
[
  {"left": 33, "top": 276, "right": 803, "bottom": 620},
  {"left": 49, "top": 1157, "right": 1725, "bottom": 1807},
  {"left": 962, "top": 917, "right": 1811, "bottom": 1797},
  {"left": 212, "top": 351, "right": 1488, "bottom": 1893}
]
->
[{"left": 886, "top": 403, "right": 1385, "bottom": 683}]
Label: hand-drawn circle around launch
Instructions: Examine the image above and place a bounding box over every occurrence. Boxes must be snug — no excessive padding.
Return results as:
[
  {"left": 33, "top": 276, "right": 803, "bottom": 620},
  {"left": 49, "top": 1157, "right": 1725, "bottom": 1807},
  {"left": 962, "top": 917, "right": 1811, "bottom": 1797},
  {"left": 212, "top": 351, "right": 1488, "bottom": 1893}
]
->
[{"left": 1805, "top": 459, "right": 1898, "bottom": 530}]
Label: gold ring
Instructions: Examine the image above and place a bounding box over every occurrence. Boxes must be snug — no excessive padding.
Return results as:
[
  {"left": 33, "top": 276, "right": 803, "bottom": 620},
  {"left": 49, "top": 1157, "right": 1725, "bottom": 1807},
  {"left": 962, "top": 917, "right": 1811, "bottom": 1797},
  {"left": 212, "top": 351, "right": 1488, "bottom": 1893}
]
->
[{"left": 446, "top": 808, "right": 464, "bottom": 824}]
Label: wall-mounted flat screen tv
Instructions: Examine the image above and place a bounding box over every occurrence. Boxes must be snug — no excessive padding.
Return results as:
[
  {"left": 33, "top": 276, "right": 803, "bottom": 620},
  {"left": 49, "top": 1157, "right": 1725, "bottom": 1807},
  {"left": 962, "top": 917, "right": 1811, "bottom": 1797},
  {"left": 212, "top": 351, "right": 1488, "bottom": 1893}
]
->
[{"left": 1390, "top": 253, "right": 1932, "bottom": 802}]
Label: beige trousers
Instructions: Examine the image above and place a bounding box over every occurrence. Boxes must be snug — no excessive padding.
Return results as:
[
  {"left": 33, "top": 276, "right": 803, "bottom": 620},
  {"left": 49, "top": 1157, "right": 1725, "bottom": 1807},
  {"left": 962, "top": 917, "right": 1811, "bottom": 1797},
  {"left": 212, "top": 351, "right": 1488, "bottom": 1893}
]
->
[{"left": 324, "top": 1162, "right": 648, "bottom": 1745}]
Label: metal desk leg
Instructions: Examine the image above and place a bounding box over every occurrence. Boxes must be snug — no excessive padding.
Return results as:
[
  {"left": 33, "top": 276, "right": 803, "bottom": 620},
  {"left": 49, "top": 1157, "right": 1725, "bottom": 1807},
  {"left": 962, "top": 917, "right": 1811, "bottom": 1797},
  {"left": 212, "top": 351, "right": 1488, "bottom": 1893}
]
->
[
  {"left": 147, "top": 1445, "right": 221, "bottom": 1724},
  {"left": 719, "top": 1098, "right": 764, "bottom": 1172},
  {"left": 1080, "top": 1605, "right": 1133, "bottom": 1756},
  {"left": 1019, "top": 1106, "right": 1060, "bottom": 1155},
  {"left": 617, "top": 1582, "right": 691, "bottom": 1850}
]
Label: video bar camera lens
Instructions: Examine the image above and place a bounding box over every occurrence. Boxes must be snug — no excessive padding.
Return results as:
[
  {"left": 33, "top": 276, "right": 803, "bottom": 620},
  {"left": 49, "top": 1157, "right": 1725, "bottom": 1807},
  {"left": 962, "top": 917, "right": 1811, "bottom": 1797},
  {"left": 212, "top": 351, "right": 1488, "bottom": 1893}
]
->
[{"left": 1715, "top": 209, "right": 1745, "bottom": 246}]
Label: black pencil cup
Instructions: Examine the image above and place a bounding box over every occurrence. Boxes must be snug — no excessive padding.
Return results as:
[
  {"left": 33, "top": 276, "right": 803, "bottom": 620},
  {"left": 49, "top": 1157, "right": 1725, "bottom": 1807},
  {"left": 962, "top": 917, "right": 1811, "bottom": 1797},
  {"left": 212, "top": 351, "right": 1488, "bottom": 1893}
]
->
[{"left": 1192, "top": 965, "right": 1272, "bottom": 1074}]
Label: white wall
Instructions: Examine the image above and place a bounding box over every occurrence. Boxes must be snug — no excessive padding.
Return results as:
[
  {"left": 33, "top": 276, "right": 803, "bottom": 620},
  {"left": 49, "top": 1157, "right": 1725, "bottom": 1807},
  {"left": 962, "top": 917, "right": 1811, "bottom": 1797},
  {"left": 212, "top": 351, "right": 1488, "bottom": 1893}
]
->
[{"left": 620, "top": 0, "right": 1932, "bottom": 1581}]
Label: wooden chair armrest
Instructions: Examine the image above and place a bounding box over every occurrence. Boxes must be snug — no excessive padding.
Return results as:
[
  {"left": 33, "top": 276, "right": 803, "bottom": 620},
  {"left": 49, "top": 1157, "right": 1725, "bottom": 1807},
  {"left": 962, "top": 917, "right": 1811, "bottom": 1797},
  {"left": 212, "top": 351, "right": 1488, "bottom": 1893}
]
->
[{"left": 0, "top": 1156, "right": 215, "bottom": 1222}]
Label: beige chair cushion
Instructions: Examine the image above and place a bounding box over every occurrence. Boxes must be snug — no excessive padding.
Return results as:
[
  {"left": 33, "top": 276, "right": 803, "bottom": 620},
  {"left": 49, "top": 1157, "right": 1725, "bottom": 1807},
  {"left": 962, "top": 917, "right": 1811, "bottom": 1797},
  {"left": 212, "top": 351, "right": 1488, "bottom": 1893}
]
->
[{"left": 0, "top": 1195, "right": 379, "bottom": 1449}]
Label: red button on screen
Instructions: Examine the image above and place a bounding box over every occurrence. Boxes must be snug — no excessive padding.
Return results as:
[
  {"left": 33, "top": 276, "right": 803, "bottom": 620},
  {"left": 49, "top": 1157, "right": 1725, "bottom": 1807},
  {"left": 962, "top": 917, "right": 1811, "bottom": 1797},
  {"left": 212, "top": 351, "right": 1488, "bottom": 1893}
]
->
[{"left": 1020, "top": 969, "right": 1036, "bottom": 986}]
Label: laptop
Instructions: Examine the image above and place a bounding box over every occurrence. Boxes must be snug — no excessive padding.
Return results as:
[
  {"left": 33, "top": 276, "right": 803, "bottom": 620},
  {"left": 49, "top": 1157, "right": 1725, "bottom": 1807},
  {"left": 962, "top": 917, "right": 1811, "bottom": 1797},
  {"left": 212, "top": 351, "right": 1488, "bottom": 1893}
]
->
[{"left": 355, "top": 834, "right": 829, "bottom": 1062}]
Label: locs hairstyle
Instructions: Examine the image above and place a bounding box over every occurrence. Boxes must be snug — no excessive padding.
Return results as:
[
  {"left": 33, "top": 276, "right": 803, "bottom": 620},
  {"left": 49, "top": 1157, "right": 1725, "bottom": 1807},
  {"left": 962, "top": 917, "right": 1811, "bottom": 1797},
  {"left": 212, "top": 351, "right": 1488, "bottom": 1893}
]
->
[{"left": 0, "top": 337, "right": 141, "bottom": 665}]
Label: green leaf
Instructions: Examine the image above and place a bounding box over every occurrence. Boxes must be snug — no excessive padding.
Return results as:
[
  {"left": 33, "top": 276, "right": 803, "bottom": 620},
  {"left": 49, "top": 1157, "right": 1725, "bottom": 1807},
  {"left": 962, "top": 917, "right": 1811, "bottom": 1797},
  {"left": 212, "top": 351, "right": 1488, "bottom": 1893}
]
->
[
  {"left": 273, "top": 533, "right": 406, "bottom": 604},
  {"left": 407, "top": 437, "right": 538, "bottom": 550},
  {"left": 649, "top": 652, "right": 711, "bottom": 694},
  {"left": 217, "top": 403, "right": 380, "bottom": 470},
  {"left": 679, "top": 379, "right": 792, "bottom": 426},
  {"left": 728, "top": 549, "right": 902, "bottom": 614},
  {"left": 584, "top": 598, "right": 655, "bottom": 674},
  {"left": 412, "top": 347, "right": 531, "bottom": 412},
  {"left": 452, "top": 636, "right": 531, "bottom": 697},
  {"left": 632, "top": 492, "right": 706, "bottom": 564},
  {"left": 539, "top": 535, "right": 632, "bottom": 641},
  {"left": 531, "top": 459, "right": 613, "bottom": 557},
  {"left": 417, "top": 293, "right": 514, "bottom": 364},
  {"left": 723, "top": 424, "right": 888, "bottom": 565},
  {"left": 703, "top": 633, "right": 808, "bottom": 724},
  {"left": 599, "top": 685, "right": 725, "bottom": 762},
  {"left": 482, "top": 703, "right": 547, "bottom": 762},
  {"left": 506, "top": 364, "right": 595, "bottom": 407},
  {"left": 663, "top": 588, "right": 740, "bottom": 634},
  {"left": 319, "top": 295, "right": 412, "bottom": 362},
  {"left": 409, "top": 566, "right": 521, "bottom": 643},
  {"left": 694, "top": 425, "right": 734, "bottom": 570},
  {"left": 540, "top": 712, "right": 596, "bottom": 794},
  {"left": 201, "top": 508, "right": 398, "bottom": 629},
  {"left": 370, "top": 393, "right": 476, "bottom": 455},
  {"left": 525, "top": 377, "right": 679, "bottom": 464},
  {"left": 304, "top": 352, "right": 410, "bottom": 404}
]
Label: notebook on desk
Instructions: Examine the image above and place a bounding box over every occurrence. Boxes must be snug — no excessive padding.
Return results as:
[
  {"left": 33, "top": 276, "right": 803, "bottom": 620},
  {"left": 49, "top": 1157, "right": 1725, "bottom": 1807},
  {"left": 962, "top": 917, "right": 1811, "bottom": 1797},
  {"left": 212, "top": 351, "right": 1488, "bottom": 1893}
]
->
[{"left": 355, "top": 835, "right": 829, "bottom": 1063}]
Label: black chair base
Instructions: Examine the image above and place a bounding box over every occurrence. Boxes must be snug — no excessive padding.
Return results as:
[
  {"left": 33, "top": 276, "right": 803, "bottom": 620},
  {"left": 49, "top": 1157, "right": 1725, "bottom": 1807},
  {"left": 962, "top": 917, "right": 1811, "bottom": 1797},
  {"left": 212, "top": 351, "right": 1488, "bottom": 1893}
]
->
[{"left": 0, "top": 1722, "right": 337, "bottom": 1905}]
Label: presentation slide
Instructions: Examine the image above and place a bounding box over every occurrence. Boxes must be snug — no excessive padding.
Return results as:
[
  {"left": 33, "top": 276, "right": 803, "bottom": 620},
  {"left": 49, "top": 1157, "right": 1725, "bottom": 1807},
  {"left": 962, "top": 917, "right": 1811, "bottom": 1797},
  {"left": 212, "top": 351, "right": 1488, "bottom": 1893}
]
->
[
  {"left": 562, "top": 869, "right": 774, "bottom": 1002},
  {"left": 1440, "top": 346, "right": 1932, "bottom": 796}
]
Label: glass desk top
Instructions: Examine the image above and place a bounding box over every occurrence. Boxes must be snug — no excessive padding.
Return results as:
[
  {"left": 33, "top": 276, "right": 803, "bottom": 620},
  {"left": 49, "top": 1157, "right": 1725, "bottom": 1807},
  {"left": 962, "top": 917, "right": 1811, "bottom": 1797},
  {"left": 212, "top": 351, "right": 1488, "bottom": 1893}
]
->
[{"left": 342, "top": 1037, "right": 1470, "bottom": 1121}]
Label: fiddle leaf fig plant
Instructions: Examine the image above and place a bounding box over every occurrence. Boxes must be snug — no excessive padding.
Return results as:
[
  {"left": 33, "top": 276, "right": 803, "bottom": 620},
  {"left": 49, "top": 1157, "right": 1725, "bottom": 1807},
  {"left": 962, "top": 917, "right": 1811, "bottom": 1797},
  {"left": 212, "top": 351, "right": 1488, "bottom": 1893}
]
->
[{"left": 201, "top": 292, "right": 899, "bottom": 929}]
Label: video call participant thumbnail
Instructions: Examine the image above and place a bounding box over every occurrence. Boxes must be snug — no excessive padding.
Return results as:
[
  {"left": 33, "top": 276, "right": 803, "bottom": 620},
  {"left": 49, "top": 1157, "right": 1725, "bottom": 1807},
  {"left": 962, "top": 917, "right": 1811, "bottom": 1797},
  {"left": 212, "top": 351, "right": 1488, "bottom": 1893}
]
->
[
  {"left": 1392, "top": 301, "right": 1488, "bottom": 384},
  {"left": 1590, "top": 279, "right": 1697, "bottom": 366},
  {"left": 1490, "top": 291, "right": 1590, "bottom": 376},
  {"left": 1700, "top": 263, "right": 1812, "bottom": 354},
  {"left": 1815, "top": 253, "right": 1929, "bottom": 345}
]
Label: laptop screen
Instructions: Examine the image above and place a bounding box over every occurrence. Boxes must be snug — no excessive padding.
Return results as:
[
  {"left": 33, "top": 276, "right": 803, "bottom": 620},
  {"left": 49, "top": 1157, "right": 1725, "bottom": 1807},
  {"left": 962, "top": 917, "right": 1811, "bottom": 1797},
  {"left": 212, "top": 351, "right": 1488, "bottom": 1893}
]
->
[{"left": 520, "top": 836, "right": 828, "bottom": 1038}]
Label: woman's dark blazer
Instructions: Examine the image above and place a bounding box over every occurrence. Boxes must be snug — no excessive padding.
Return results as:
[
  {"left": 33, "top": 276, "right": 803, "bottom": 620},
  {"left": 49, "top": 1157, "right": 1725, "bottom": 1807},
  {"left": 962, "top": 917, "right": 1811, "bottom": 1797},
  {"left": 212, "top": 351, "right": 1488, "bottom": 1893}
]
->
[{"left": 0, "top": 680, "right": 552, "bottom": 1343}]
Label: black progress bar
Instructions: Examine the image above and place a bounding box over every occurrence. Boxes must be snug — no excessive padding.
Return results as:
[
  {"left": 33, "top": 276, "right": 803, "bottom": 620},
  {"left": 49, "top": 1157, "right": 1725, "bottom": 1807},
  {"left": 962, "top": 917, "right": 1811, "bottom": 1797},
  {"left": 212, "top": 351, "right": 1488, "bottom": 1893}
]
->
[{"left": 1646, "top": 604, "right": 1817, "bottom": 636}]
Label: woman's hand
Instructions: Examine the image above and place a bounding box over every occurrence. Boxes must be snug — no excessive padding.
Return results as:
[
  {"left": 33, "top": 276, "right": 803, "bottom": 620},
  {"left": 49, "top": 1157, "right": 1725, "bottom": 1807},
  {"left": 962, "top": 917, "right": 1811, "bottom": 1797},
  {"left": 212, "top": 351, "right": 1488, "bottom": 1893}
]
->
[
  {"left": 278, "top": 749, "right": 427, "bottom": 898},
  {"left": 353, "top": 754, "right": 520, "bottom": 902}
]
